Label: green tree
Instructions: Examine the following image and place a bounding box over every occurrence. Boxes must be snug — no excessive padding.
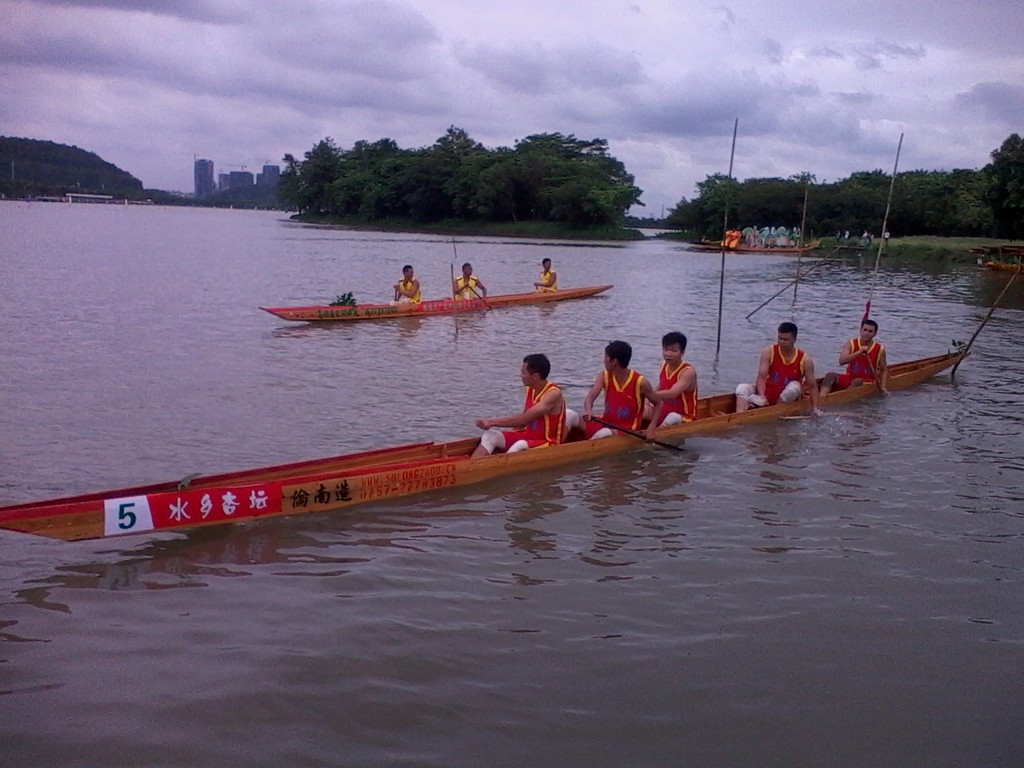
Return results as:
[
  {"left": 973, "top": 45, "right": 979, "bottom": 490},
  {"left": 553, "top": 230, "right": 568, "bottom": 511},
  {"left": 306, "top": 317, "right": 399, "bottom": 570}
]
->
[
  {"left": 278, "top": 138, "right": 344, "bottom": 215},
  {"left": 985, "top": 133, "right": 1024, "bottom": 239}
]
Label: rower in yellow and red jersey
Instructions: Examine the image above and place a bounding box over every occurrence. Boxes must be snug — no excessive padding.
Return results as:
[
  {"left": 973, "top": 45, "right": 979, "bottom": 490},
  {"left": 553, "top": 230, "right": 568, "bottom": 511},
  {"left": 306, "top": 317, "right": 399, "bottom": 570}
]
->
[
  {"left": 645, "top": 331, "right": 698, "bottom": 439},
  {"left": 735, "top": 321, "right": 822, "bottom": 415},
  {"left": 533, "top": 258, "right": 558, "bottom": 293},
  {"left": 471, "top": 354, "right": 567, "bottom": 458},
  {"left": 819, "top": 318, "right": 889, "bottom": 398},
  {"left": 393, "top": 264, "right": 422, "bottom": 304},
  {"left": 581, "top": 340, "right": 660, "bottom": 440},
  {"left": 453, "top": 262, "right": 488, "bottom": 300}
]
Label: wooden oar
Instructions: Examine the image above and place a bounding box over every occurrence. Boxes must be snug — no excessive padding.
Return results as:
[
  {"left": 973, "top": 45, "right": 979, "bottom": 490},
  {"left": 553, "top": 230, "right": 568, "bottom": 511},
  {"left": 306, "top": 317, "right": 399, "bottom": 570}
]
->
[
  {"left": 589, "top": 416, "right": 685, "bottom": 452},
  {"left": 951, "top": 267, "right": 1020, "bottom": 381},
  {"left": 468, "top": 284, "right": 492, "bottom": 310}
]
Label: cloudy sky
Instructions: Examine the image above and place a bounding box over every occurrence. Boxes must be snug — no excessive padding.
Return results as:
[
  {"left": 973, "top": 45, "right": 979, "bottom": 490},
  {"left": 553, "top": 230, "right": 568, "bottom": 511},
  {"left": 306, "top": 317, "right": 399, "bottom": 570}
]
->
[{"left": 2, "top": 0, "right": 1022, "bottom": 214}]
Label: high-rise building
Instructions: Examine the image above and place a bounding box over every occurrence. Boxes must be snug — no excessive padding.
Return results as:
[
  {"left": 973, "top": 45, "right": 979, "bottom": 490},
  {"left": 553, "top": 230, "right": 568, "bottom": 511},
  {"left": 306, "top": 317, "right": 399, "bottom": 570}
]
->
[
  {"left": 228, "top": 171, "right": 254, "bottom": 189},
  {"left": 194, "top": 158, "right": 215, "bottom": 197},
  {"left": 259, "top": 164, "right": 280, "bottom": 188}
]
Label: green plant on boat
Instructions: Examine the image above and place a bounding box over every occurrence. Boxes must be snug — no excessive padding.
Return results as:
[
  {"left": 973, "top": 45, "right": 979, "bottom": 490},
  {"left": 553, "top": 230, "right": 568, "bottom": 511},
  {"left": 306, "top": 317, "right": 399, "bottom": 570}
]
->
[{"left": 329, "top": 292, "right": 357, "bottom": 306}]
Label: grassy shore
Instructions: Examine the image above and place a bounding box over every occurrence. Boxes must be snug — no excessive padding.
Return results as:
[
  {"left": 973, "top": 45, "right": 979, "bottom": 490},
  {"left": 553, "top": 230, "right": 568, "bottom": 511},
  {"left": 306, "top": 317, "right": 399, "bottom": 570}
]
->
[
  {"left": 290, "top": 215, "right": 646, "bottom": 241},
  {"left": 817, "top": 236, "right": 1024, "bottom": 265}
]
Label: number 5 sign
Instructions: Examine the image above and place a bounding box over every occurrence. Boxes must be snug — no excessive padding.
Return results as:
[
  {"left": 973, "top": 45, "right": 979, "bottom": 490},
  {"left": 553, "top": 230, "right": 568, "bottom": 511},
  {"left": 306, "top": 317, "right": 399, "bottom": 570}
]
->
[{"left": 103, "top": 496, "right": 155, "bottom": 536}]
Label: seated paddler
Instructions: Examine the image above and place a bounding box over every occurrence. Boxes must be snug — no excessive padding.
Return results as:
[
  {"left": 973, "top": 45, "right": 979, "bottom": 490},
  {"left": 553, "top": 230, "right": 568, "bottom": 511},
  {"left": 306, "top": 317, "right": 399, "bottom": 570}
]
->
[
  {"left": 472, "top": 354, "right": 571, "bottom": 458},
  {"left": 393, "top": 264, "right": 422, "bottom": 304},
  {"left": 735, "top": 321, "right": 822, "bottom": 416},
  {"left": 533, "top": 258, "right": 558, "bottom": 292},
  {"left": 453, "top": 262, "right": 488, "bottom": 301},
  {"left": 644, "top": 331, "right": 698, "bottom": 440},
  {"left": 581, "top": 340, "right": 661, "bottom": 440}
]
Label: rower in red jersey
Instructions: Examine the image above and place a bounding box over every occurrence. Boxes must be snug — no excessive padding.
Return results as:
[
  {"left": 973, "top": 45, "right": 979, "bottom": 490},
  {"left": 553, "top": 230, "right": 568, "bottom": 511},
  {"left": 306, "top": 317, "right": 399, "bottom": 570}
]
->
[
  {"left": 735, "top": 321, "right": 822, "bottom": 416},
  {"left": 645, "top": 331, "right": 698, "bottom": 440},
  {"left": 472, "top": 354, "right": 568, "bottom": 458},
  {"left": 581, "top": 340, "right": 661, "bottom": 440},
  {"left": 819, "top": 319, "right": 889, "bottom": 399}
]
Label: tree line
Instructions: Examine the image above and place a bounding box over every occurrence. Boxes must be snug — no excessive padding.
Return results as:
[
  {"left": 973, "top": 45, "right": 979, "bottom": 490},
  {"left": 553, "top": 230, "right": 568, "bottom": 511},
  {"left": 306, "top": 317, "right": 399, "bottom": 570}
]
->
[
  {"left": 278, "top": 127, "right": 643, "bottom": 229},
  {"left": 667, "top": 134, "right": 1024, "bottom": 240}
]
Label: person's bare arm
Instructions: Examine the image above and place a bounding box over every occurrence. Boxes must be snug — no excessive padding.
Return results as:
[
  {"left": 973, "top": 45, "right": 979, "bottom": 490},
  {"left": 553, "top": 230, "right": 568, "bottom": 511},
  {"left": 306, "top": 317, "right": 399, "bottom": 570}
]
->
[
  {"left": 804, "top": 357, "right": 822, "bottom": 414},
  {"left": 582, "top": 372, "right": 604, "bottom": 419},
  {"left": 837, "top": 339, "right": 860, "bottom": 365},
  {"left": 476, "top": 388, "right": 561, "bottom": 430},
  {"left": 755, "top": 348, "right": 771, "bottom": 397}
]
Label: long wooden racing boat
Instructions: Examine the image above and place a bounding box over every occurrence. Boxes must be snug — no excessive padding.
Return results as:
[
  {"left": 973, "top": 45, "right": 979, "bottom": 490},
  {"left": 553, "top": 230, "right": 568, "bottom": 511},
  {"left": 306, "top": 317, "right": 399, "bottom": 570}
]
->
[
  {"left": 260, "top": 284, "right": 613, "bottom": 322},
  {"left": 687, "top": 239, "right": 821, "bottom": 255},
  {"left": 0, "top": 351, "right": 964, "bottom": 542},
  {"left": 980, "top": 259, "right": 1023, "bottom": 272}
]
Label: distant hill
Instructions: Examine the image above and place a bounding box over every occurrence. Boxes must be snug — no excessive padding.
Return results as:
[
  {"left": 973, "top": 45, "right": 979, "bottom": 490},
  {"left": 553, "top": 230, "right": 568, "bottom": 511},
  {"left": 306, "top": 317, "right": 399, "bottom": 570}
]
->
[{"left": 0, "top": 137, "right": 145, "bottom": 198}]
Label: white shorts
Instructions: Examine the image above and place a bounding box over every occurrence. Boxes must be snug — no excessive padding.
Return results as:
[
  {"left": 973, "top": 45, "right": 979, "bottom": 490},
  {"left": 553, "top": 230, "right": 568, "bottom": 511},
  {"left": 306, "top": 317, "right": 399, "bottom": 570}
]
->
[{"left": 735, "top": 381, "right": 802, "bottom": 406}]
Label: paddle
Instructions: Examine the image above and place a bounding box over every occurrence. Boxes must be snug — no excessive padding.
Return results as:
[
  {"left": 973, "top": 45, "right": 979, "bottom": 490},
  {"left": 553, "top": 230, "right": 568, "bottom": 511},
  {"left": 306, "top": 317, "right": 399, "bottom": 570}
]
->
[
  {"left": 468, "top": 283, "right": 492, "bottom": 310},
  {"left": 589, "top": 415, "right": 685, "bottom": 452}
]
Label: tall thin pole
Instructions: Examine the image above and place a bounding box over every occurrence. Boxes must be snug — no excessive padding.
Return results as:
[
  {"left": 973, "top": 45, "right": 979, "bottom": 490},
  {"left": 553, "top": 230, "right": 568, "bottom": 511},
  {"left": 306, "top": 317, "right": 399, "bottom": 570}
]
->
[
  {"left": 950, "top": 267, "right": 1021, "bottom": 381},
  {"left": 864, "top": 133, "right": 903, "bottom": 323},
  {"left": 793, "top": 181, "right": 810, "bottom": 304},
  {"left": 715, "top": 118, "right": 739, "bottom": 355}
]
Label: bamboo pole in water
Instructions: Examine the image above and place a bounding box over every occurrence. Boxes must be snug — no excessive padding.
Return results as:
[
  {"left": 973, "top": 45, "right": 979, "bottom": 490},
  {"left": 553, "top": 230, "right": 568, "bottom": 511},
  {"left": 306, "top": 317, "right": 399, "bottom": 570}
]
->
[
  {"left": 793, "top": 181, "right": 810, "bottom": 305},
  {"left": 863, "top": 133, "right": 903, "bottom": 323},
  {"left": 715, "top": 118, "right": 739, "bottom": 356}
]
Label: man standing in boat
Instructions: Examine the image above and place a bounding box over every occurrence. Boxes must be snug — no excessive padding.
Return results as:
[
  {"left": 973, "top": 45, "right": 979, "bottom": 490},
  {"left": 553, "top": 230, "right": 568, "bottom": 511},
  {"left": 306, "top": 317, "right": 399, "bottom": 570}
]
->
[
  {"left": 453, "top": 263, "right": 488, "bottom": 301},
  {"left": 818, "top": 319, "right": 889, "bottom": 398},
  {"left": 582, "top": 340, "right": 661, "bottom": 439},
  {"left": 533, "top": 258, "right": 557, "bottom": 292},
  {"left": 735, "top": 322, "right": 823, "bottom": 415},
  {"left": 471, "top": 354, "right": 570, "bottom": 458},
  {"left": 393, "top": 265, "right": 421, "bottom": 304},
  {"left": 645, "top": 331, "right": 698, "bottom": 440}
]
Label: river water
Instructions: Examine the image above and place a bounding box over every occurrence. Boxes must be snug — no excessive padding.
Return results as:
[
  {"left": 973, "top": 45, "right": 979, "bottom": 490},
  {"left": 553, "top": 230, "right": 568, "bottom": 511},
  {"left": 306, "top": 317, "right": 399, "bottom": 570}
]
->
[{"left": 1, "top": 203, "right": 1022, "bottom": 767}]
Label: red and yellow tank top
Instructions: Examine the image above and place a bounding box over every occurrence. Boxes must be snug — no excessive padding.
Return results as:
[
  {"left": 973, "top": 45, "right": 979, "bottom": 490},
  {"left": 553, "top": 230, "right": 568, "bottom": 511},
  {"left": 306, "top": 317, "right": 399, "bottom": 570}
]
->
[
  {"left": 523, "top": 382, "right": 565, "bottom": 445},
  {"left": 602, "top": 369, "right": 645, "bottom": 430},
  {"left": 845, "top": 339, "right": 883, "bottom": 381},
  {"left": 765, "top": 345, "right": 806, "bottom": 404},
  {"left": 537, "top": 268, "right": 557, "bottom": 292},
  {"left": 399, "top": 278, "right": 421, "bottom": 303},
  {"left": 454, "top": 275, "right": 478, "bottom": 300},
  {"left": 659, "top": 361, "right": 697, "bottom": 422}
]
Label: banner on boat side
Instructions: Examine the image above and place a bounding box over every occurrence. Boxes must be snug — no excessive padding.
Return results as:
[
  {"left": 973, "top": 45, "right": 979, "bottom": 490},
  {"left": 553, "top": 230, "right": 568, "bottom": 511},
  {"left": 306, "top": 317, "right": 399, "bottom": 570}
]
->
[
  {"left": 280, "top": 462, "right": 460, "bottom": 513},
  {"left": 103, "top": 482, "right": 284, "bottom": 536}
]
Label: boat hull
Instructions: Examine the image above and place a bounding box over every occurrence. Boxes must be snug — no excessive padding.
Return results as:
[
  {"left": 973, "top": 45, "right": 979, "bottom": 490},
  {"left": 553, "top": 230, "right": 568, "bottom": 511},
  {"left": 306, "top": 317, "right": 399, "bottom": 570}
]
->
[
  {"left": 260, "top": 285, "right": 613, "bottom": 322},
  {"left": 687, "top": 239, "right": 821, "bottom": 254},
  {"left": 0, "top": 352, "right": 965, "bottom": 541},
  {"left": 981, "top": 260, "right": 1023, "bottom": 272}
]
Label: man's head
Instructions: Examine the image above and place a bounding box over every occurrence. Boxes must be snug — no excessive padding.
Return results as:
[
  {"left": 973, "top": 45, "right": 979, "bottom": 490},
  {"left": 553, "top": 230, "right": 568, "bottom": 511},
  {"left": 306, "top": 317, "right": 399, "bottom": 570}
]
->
[
  {"left": 541, "top": 258, "right": 552, "bottom": 270},
  {"left": 604, "top": 340, "right": 632, "bottom": 370},
  {"left": 661, "top": 331, "right": 687, "bottom": 362},
  {"left": 777, "top": 321, "right": 798, "bottom": 350},
  {"left": 461, "top": 262, "right": 473, "bottom": 277},
  {"left": 402, "top": 265, "right": 414, "bottom": 279},
  {"left": 521, "top": 353, "right": 551, "bottom": 384},
  {"left": 860, "top": 319, "right": 879, "bottom": 343}
]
